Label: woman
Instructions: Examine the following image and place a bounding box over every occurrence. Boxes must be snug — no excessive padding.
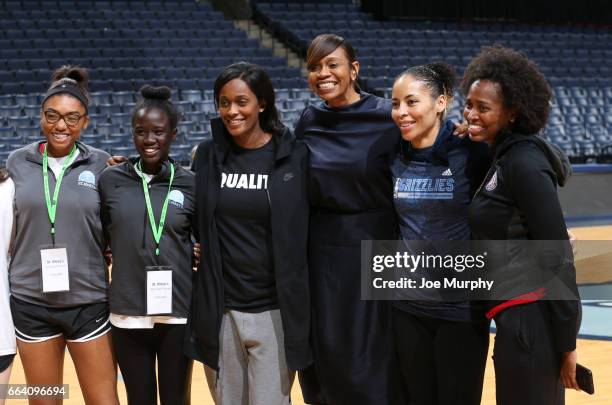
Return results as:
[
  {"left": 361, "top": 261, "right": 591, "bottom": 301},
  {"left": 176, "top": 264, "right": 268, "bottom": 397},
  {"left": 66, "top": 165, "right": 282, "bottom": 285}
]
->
[
  {"left": 0, "top": 168, "right": 16, "bottom": 405},
  {"left": 389, "top": 62, "right": 491, "bottom": 405},
  {"left": 295, "top": 33, "right": 404, "bottom": 405},
  {"left": 461, "top": 45, "right": 581, "bottom": 404},
  {"left": 188, "top": 62, "right": 311, "bottom": 405},
  {"left": 6, "top": 66, "right": 119, "bottom": 404},
  {"left": 98, "top": 85, "right": 194, "bottom": 405}
]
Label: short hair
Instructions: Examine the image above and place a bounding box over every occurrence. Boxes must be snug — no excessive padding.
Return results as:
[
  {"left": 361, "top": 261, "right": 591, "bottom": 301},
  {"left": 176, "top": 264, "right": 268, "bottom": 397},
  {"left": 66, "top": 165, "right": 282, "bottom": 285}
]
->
[
  {"left": 461, "top": 45, "right": 552, "bottom": 134},
  {"left": 306, "top": 33, "right": 360, "bottom": 91},
  {"left": 395, "top": 62, "right": 457, "bottom": 120},
  {"left": 306, "top": 33, "right": 357, "bottom": 71},
  {"left": 213, "top": 62, "right": 283, "bottom": 134},
  {"left": 131, "top": 85, "right": 180, "bottom": 130}
]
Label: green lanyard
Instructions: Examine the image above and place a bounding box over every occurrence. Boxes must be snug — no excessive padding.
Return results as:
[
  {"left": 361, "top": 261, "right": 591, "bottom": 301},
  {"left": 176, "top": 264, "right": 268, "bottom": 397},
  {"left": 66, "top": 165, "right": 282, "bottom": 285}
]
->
[
  {"left": 136, "top": 161, "right": 175, "bottom": 256},
  {"left": 42, "top": 143, "right": 77, "bottom": 243}
]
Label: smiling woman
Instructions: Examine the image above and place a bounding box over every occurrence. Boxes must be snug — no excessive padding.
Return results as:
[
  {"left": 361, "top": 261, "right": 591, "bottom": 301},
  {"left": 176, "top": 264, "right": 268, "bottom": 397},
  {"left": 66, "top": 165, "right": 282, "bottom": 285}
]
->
[
  {"left": 187, "top": 62, "right": 311, "bottom": 405},
  {"left": 389, "top": 63, "right": 491, "bottom": 405},
  {"left": 461, "top": 45, "right": 581, "bottom": 405},
  {"left": 306, "top": 34, "right": 360, "bottom": 108},
  {"left": 5, "top": 65, "right": 119, "bottom": 405},
  {"left": 295, "top": 34, "right": 404, "bottom": 405},
  {"left": 98, "top": 85, "right": 195, "bottom": 405}
]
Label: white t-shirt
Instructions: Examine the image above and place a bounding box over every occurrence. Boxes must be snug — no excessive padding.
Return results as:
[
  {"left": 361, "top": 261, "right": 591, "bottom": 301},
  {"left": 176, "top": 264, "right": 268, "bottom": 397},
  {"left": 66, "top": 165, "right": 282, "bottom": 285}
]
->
[
  {"left": 0, "top": 178, "right": 16, "bottom": 356},
  {"left": 109, "top": 162, "right": 187, "bottom": 329},
  {"left": 47, "top": 148, "right": 80, "bottom": 177}
]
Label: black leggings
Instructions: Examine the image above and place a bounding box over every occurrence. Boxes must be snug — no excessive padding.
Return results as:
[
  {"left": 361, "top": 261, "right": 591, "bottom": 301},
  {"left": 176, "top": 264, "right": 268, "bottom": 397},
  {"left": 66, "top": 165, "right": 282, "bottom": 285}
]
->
[
  {"left": 112, "top": 324, "right": 193, "bottom": 405},
  {"left": 493, "top": 301, "right": 565, "bottom": 405},
  {"left": 392, "top": 307, "right": 490, "bottom": 405}
]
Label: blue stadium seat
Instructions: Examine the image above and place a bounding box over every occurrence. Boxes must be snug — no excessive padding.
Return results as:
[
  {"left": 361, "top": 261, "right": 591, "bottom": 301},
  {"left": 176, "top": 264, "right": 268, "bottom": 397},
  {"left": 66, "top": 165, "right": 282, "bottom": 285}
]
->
[
  {"left": 22, "top": 104, "right": 39, "bottom": 118},
  {"left": 112, "top": 91, "right": 135, "bottom": 105},
  {"left": 109, "top": 112, "right": 132, "bottom": 127},
  {"left": 18, "top": 126, "right": 40, "bottom": 138},
  {"left": 2, "top": 83, "right": 23, "bottom": 94},
  {"left": 0, "top": 106, "right": 22, "bottom": 119},
  {"left": 177, "top": 79, "right": 197, "bottom": 90},
  {"left": 184, "top": 111, "right": 207, "bottom": 123},
  {"left": 112, "top": 80, "right": 133, "bottom": 92},
  {"left": 95, "top": 123, "right": 116, "bottom": 137},
  {"left": 181, "top": 90, "right": 203, "bottom": 103},
  {"left": 8, "top": 116, "right": 33, "bottom": 128},
  {"left": 98, "top": 104, "right": 123, "bottom": 115}
]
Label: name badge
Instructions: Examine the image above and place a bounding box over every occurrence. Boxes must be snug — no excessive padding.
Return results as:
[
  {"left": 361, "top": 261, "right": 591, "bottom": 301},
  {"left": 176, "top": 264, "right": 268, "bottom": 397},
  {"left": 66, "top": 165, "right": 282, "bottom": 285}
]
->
[
  {"left": 146, "top": 266, "right": 173, "bottom": 315},
  {"left": 40, "top": 247, "right": 70, "bottom": 293}
]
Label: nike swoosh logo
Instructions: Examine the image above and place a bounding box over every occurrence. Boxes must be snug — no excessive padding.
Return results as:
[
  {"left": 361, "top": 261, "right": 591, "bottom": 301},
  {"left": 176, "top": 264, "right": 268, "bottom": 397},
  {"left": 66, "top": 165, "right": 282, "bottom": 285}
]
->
[
  {"left": 283, "top": 172, "right": 294, "bottom": 181},
  {"left": 95, "top": 317, "right": 105, "bottom": 323}
]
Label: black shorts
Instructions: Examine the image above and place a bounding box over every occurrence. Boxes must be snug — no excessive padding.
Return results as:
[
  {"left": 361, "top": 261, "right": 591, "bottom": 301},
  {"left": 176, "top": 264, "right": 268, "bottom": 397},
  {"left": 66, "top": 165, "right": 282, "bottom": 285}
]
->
[
  {"left": 10, "top": 296, "right": 111, "bottom": 343},
  {"left": 0, "top": 354, "right": 15, "bottom": 373}
]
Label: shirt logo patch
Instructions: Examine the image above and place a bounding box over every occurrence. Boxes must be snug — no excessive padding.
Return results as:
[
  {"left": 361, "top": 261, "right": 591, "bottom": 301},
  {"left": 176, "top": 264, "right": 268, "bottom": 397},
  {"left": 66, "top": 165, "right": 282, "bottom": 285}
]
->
[
  {"left": 441, "top": 168, "right": 453, "bottom": 176},
  {"left": 168, "top": 190, "right": 184, "bottom": 208},
  {"left": 77, "top": 170, "right": 97, "bottom": 190},
  {"left": 485, "top": 170, "right": 498, "bottom": 191},
  {"left": 283, "top": 172, "right": 294, "bottom": 182},
  {"left": 394, "top": 177, "right": 455, "bottom": 200}
]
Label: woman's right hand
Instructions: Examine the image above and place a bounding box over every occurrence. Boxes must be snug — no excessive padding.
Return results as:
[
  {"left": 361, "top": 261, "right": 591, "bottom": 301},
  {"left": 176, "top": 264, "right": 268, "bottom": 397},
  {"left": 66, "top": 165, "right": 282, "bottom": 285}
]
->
[{"left": 106, "top": 155, "right": 127, "bottom": 166}]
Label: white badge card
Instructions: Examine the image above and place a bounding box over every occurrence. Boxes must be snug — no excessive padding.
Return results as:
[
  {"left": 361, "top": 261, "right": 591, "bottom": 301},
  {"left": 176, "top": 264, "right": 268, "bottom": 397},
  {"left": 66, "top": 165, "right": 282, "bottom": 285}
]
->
[
  {"left": 146, "top": 267, "right": 173, "bottom": 315},
  {"left": 40, "top": 247, "right": 70, "bottom": 293}
]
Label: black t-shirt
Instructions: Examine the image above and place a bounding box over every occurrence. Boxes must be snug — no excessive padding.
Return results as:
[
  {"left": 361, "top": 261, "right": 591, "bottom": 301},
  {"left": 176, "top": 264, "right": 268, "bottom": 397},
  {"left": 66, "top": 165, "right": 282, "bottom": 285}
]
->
[{"left": 216, "top": 140, "right": 277, "bottom": 312}]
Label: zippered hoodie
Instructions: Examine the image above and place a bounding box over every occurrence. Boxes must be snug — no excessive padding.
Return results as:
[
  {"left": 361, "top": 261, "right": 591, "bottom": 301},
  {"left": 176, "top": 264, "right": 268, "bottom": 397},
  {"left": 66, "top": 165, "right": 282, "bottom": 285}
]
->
[
  {"left": 469, "top": 132, "right": 580, "bottom": 352},
  {"left": 7, "top": 141, "right": 110, "bottom": 307},
  {"left": 185, "top": 118, "right": 312, "bottom": 371}
]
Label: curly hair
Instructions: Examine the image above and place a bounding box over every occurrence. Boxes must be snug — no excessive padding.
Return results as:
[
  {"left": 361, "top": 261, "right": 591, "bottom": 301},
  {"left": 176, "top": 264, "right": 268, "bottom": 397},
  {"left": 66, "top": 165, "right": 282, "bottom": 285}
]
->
[{"left": 461, "top": 45, "right": 552, "bottom": 134}]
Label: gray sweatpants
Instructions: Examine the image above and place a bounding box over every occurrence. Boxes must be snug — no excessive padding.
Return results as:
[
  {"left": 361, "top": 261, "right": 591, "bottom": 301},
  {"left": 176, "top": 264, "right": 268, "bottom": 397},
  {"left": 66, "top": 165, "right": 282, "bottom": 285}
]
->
[{"left": 204, "top": 309, "right": 295, "bottom": 405}]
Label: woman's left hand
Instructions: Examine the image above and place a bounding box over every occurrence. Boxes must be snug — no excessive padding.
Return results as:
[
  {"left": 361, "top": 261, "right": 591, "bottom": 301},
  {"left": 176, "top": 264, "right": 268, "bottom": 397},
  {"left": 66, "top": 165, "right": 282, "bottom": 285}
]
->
[
  {"left": 104, "top": 248, "right": 112, "bottom": 267},
  {"left": 453, "top": 121, "right": 469, "bottom": 138},
  {"left": 560, "top": 350, "right": 580, "bottom": 391},
  {"left": 192, "top": 243, "right": 201, "bottom": 271}
]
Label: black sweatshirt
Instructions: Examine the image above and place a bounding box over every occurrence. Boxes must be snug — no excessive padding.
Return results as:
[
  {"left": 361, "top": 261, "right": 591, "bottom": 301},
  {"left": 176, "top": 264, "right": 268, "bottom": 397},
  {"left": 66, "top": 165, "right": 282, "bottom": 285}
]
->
[
  {"left": 98, "top": 159, "right": 195, "bottom": 318},
  {"left": 469, "top": 132, "right": 580, "bottom": 352}
]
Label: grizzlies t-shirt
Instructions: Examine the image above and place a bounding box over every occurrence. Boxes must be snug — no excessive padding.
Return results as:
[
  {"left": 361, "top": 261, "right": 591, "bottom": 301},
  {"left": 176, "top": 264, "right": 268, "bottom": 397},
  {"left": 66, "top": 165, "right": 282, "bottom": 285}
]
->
[
  {"left": 391, "top": 143, "right": 475, "bottom": 321},
  {"left": 216, "top": 140, "right": 278, "bottom": 312}
]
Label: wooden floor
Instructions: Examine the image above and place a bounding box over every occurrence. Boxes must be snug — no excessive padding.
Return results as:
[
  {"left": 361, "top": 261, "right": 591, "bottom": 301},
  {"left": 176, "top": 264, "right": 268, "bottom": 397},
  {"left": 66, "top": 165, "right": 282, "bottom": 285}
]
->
[{"left": 7, "top": 225, "right": 612, "bottom": 404}]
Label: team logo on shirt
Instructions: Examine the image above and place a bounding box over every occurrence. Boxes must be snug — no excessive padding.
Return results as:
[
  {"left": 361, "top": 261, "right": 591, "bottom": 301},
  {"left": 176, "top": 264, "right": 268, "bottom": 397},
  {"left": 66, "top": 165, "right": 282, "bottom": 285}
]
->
[
  {"left": 77, "top": 170, "right": 97, "bottom": 190},
  {"left": 168, "top": 190, "right": 184, "bottom": 209},
  {"left": 394, "top": 177, "right": 455, "bottom": 200},
  {"left": 221, "top": 173, "right": 268, "bottom": 190},
  {"left": 485, "top": 170, "right": 498, "bottom": 191}
]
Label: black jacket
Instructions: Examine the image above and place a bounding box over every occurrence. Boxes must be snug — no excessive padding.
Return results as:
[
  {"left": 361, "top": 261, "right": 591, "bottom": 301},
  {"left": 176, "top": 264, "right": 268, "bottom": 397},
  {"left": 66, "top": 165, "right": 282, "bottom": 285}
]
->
[
  {"left": 469, "top": 132, "right": 580, "bottom": 352},
  {"left": 99, "top": 159, "right": 195, "bottom": 317},
  {"left": 186, "top": 118, "right": 312, "bottom": 371}
]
